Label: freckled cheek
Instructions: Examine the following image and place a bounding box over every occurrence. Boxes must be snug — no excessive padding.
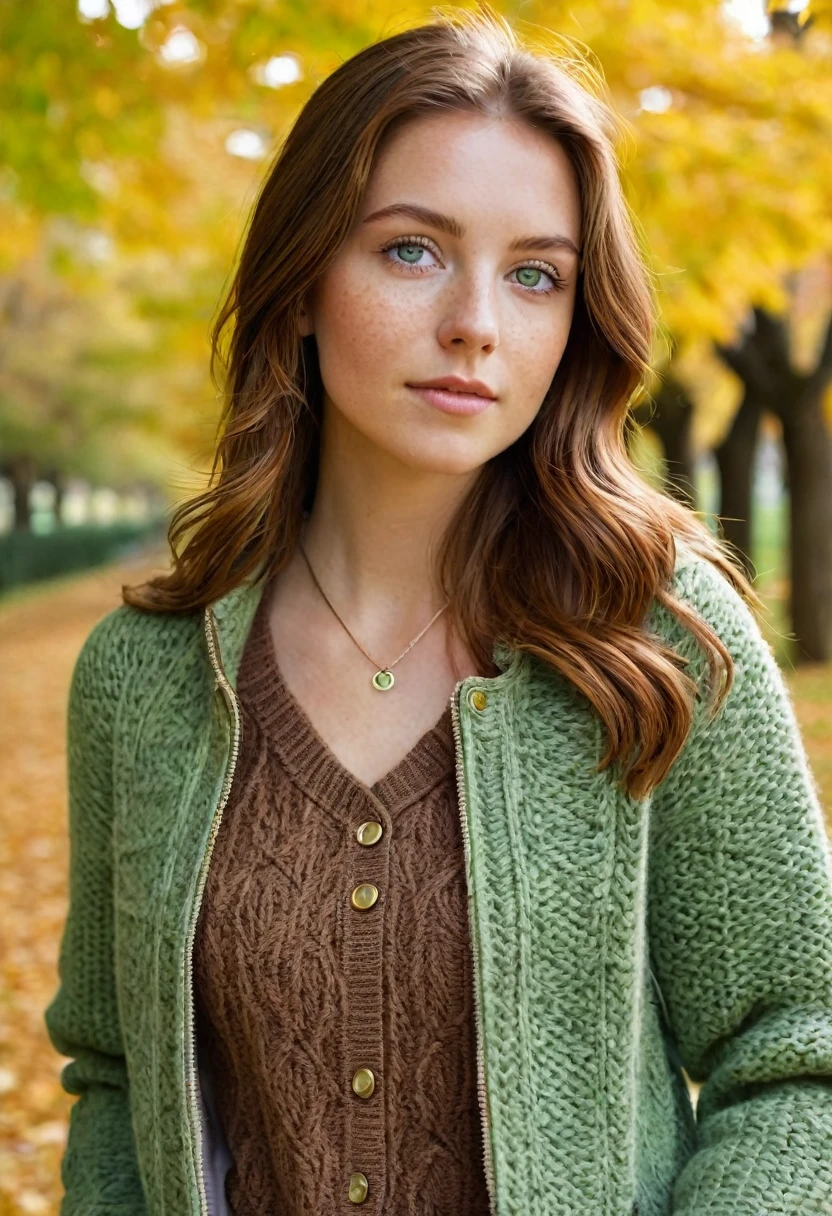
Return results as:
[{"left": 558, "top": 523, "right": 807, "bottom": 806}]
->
[
  {"left": 321, "top": 282, "right": 417, "bottom": 377},
  {"left": 506, "top": 319, "right": 570, "bottom": 402}
]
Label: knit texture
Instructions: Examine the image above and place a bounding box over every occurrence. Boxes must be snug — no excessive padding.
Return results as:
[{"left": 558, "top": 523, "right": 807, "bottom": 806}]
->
[
  {"left": 43, "top": 543, "right": 832, "bottom": 1215},
  {"left": 193, "top": 584, "right": 491, "bottom": 1214}
]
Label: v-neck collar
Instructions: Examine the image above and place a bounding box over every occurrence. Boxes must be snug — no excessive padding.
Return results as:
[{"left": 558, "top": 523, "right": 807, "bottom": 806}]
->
[{"left": 235, "top": 574, "right": 457, "bottom": 818}]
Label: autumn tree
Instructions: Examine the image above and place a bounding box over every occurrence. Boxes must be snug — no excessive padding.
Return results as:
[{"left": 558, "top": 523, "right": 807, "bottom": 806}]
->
[{"left": 0, "top": 1, "right": 830, "bottom": 654}]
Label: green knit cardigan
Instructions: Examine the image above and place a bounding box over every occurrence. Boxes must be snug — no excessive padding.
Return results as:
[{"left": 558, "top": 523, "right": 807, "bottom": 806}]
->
[{"left": 44, "top": 544, "right": 832, "bottom": 1215}]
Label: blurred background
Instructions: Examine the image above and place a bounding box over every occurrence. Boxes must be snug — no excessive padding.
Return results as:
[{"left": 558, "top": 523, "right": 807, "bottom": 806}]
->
[{"left": 1, "top": 1, "right": 831, "bottom": 1211}]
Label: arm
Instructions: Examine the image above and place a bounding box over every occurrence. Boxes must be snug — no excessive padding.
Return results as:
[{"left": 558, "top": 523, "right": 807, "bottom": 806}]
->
[
  {"left": 44, "top": 610, "right": 148, "bottom": 1215},
  {"left": 647, "top": 557, "right": 832, "bottom": 1214}
]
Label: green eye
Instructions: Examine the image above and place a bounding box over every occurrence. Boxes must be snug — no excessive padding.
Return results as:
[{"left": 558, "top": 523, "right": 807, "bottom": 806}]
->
[
  {"left": 516, "top": 267, "right": 544, "bottom": 288},
  {"left": 396, "top": 244, "right": 425, "bottom": 264},
  {"left": 379, "top": 236, "right": 436, "bottom": 269}
]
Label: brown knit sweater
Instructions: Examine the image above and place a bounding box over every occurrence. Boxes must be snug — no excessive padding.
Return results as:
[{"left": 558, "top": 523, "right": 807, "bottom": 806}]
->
[{"left": 193, "top": 584, "right": 491, "bottom": 1215}]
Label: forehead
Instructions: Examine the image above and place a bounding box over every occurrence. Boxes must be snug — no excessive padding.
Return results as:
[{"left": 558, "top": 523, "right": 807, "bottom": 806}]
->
[{"left": 360, "top": 109, "right": 582, "bottom": 243}]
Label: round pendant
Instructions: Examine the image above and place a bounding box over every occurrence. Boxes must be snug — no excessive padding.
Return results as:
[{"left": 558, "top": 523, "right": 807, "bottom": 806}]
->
[{"left": 372, "top": 669, "right": 395, "bottom": 691}]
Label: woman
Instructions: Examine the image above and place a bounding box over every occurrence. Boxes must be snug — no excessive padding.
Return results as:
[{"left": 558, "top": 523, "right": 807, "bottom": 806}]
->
[{"left": 45, "top": 8, "right": 832, "bottom": 1216}]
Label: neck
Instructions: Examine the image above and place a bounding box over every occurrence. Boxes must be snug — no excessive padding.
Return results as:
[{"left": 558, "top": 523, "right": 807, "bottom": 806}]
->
[{"left": 299, "top": 408, "right": 480, "bottom": 636}]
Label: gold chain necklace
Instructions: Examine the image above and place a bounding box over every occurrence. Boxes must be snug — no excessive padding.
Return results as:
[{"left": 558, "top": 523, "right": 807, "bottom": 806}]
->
[{"left": 297, "top": 540, "right": 451, "bottom": 692}]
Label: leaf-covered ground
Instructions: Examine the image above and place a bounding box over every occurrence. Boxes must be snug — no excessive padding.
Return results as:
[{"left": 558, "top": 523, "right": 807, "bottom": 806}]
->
[
  {"left": 0, "top": 554, "right": 829, "bottom": 1214},
  {"left": 0, "top": 550, "right": 169, "bottom": 1216}
]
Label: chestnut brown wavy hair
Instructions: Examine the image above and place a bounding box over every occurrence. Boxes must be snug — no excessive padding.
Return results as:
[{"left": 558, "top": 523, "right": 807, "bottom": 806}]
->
[{"left": 124, "top": 3, "right": 762, "bottom": 800}]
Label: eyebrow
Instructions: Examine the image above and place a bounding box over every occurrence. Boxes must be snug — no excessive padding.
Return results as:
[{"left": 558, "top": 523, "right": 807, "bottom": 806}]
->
[{"left": 360, "top": 202, "right": 581, "bottom": 258}]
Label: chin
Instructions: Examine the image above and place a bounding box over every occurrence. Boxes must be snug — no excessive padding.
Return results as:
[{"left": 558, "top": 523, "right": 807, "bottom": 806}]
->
[{"left": 378, "top": 432, "right": 495, "bottom": 477}]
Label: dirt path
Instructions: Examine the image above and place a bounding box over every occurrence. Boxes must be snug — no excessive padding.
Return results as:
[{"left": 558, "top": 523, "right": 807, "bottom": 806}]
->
[{"left": 0, "top": 548, "right": 169, "bottom": 1216}]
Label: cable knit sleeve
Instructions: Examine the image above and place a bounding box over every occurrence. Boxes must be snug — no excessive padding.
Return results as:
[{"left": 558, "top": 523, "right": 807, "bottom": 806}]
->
[
  {"left": 647, "top": 554, "right": 832, "bottom": 1214},
  {"left": 44, "top": 608, "right": 148, "bottom": 1215}
]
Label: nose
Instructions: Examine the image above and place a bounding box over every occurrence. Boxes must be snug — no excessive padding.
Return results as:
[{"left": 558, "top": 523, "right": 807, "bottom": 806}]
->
[{"left": 436, "top": 269, "right": 499, "bottom": 353}]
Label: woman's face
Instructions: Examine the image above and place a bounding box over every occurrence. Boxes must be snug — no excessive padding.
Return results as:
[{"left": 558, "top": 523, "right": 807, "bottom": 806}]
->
[{"left": 300, "top": 108, "right": 582, "bottom": 475}]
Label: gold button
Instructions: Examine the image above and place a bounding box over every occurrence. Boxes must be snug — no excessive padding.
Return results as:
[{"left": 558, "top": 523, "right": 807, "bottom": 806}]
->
[
  {"left": 348, "top": 1172, "right": 369, "bottom": 1203},
  {"left": 350, "top": 883, "right": 379, "bottom": 910},
  {"left": 351, "top": 1067, "right": 375, "bottom": 1098},
  {"left": 468, "top": 688, "right": 488, "bottom": 711},
  {"left": 356, "top": 820, "right": 383, "bottom": 846}
]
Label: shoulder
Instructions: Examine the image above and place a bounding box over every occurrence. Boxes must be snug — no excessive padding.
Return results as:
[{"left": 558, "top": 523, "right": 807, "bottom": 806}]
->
[
  {"left": 669, "top": 536, "right": 751, "bottom": 616},
  {"left": 650, "top": 538, "right": 774, "bottom": 680},
  {"left": 648, "top": 541, "right": 801, "bottom": 800},
  {"left": 70, "top": 601, "right": 203, "bottom": 718}
]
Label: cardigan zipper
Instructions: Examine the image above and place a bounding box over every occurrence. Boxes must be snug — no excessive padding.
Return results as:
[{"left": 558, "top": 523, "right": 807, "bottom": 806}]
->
[
  {"left": 450, "top": 680, "right": 497, "bottom": 1216},
  {"left": 184, "top": 606, "right": 243, "bottom": 1216}
]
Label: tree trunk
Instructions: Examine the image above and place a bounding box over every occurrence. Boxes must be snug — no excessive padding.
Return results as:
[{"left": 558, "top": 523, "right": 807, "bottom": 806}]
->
[
  {"left": 715, "top": 304, "right": 832, "bottom": 663},
  {"left": 633, "top": 374, "right": 697, "bottom": 506},
  {"left": 780, "top": 388, "right": 832, "bottom": 662},
  {"left": 658, "top": 407, "right": 696, "bottom": 507},
  {"left": 43, "top": 467, "right": 66, "bottom": 526},
  {"left": 713, "top": 388, "right": 764, "bottom": 581},
  {"left": 7, "top": 454, "right": 37, "bottom": 531}
]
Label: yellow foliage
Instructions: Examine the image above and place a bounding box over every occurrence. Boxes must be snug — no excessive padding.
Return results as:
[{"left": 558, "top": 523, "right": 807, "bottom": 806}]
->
[{"left": 1, "top": 0, "right": 830, "bottom": 475}]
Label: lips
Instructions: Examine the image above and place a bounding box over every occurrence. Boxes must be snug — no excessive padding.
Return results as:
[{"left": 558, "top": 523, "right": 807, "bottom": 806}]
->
[
  {"left": 408, "top": 376, "right": 497, "bottom": 399},
  {"left": 407, "top": 383, "right": 496, "bottom": 417}
]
